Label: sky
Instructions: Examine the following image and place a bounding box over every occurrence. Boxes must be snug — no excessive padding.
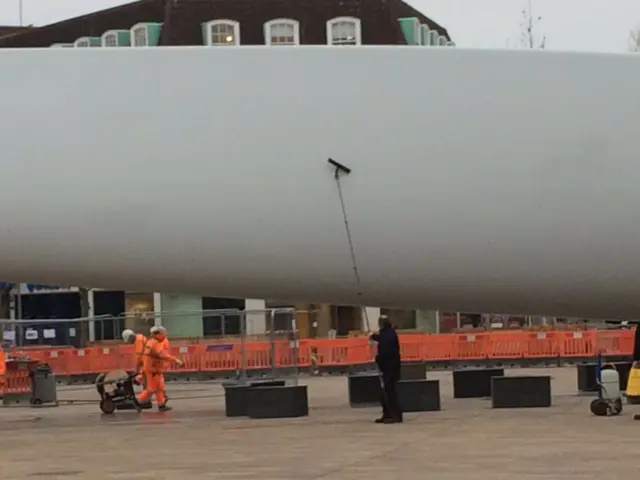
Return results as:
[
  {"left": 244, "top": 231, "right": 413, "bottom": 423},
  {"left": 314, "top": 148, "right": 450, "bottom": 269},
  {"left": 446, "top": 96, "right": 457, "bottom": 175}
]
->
[{"left": 1, "top": 0, "right": 639, "bottom": 53}]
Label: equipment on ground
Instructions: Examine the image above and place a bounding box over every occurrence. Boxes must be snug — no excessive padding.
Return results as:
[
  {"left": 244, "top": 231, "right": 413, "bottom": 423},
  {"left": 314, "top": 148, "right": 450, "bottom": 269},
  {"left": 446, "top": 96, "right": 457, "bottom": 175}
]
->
[
  {"left": 628, "top": 363, "right": 640, "bottom": 420},
  {"left": 589, "top": 358, "right": 623, "bottom": 416},
  {"left": 95, "top": 369, "right": 142, "bottom": 415},
  {"left": 30, "top": 363, "right": 57, "bottom": 405}
]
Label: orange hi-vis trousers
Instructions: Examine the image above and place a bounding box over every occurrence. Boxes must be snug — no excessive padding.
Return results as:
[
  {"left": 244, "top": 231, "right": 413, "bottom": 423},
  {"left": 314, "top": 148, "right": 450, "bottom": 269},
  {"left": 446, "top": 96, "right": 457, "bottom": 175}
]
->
[
  {"left": 0, "top": 348, "right": 5, "bottom": 392},
  {"left": 136, "top": 372, "right": 166, "bottom": 406}
]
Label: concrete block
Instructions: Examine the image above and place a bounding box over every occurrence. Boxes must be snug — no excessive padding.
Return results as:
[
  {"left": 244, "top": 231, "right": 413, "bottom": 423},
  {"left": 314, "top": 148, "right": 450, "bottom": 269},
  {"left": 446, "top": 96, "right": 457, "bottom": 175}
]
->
[
  {"left": 576, "top": 363, "right": 598, "bottom": 393},
  {"left": 348, "top": 374, "right": 380, "bottom": 407},
  {"left": 223, "top": 380, "right": 286, "bottom": 417},
  {"left": 491, "top": 375, "right": 551, "bottom": 408},
  {"left": 453, "top": 368, "right": 504, "bottom": 398},
  {"left": 400, "top": 363, "right": 427, "bottom": 380},
  {"left": 398, "top": 379, "right": 440, "bottom": 412},
  {"left": 246, "top": 385, "right": 309, "bottom": 419}
]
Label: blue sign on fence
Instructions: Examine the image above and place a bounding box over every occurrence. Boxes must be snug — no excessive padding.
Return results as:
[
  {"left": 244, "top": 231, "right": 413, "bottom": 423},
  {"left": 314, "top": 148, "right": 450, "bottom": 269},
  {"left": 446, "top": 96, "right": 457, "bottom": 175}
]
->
[
  {"left": 0, "top": 283, "right": 62, "bottom": 292},
  {"left": 25, "top": 284, "right": 62, "bottom": 293},
  {"left": 206, "top": 344, "right": 233, "bottom": 352}
]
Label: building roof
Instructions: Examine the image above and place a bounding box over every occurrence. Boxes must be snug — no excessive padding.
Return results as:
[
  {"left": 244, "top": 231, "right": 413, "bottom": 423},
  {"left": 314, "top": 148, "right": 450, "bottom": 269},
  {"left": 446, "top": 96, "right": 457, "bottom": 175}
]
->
[
  {"left": 0, "top": 0, "right": 450, "bottom": 48},
  {"left": 0, "top": 0, "right": 166, "bottom": 48},
  {"left": 0, "top": 25, "right": 33, "bottom": 39}
]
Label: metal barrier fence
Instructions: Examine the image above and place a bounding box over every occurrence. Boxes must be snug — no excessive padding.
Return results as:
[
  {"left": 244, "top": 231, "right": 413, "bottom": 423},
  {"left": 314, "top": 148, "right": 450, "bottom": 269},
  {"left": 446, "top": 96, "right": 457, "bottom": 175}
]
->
[
  {"left": 182, "top": 308, "right": 300, "bottom": 383},
  {"left": 1, "top": 328, "right": 636, "bottom": 384},
  {"left": 0, "top": 308, "right": 300, "bottom": 346},
  {"left": 0, "top": 316, "right": 119, "bottom": 348},
  {"left": 0, "top": 308, "right": 301, "bottom": 384}
]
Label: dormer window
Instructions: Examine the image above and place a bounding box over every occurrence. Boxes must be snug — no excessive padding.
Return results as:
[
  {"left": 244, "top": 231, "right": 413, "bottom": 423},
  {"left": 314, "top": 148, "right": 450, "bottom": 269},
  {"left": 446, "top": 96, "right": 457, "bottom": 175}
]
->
[
  {"left": 132, "top": 24, "right": 148, "bottom": 47},
  {"left": 103, "top": 33, "right": 117, "bottom": 47},
  {"left": 326, "top": 17, "right": 361, "bottom": 46},
  {"left": 73, "top": 37, "right": 101, "bottom": 47},
  {"left": 101, "top": 30, "right": 131, "bottom": 47},
  {"left": 264, "top": 19, "right": 300, "bottom": 45},
  {"left": 130, "top": 23, "right": 162, "bottom": 47},
  {"left": 429, "top": 30, "right": 438, "bottom": 46},
  {"left": 421, "top": 25, "right": 431, "bottom": 45},
  {"left": 398, "top": 17, "right": 420, "bottom": 45},
  {"left": 203, "top": 20, "right": 240, "bottom": 46}
]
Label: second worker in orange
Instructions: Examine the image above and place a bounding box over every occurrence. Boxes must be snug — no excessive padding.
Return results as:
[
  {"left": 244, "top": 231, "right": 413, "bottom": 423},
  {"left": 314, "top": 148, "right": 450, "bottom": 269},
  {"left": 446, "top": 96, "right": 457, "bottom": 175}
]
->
[{"left": 136, "top": 326, "right": 182, "bottom": 411}]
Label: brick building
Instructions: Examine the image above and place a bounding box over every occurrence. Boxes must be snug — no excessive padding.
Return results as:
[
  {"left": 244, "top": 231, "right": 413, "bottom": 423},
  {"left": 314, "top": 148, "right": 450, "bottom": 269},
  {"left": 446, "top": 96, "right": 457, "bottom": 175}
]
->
[{"left": 0, "top": 0, "right": 451, "bottom": 48}]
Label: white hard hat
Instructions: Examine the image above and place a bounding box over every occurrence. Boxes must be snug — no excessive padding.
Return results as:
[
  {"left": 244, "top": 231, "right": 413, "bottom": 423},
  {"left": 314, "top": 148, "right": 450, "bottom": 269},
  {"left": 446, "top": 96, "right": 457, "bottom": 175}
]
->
[
  {"left": 121, "top": 329, "right": 135, "bottom": 342},
  {"left": 150, "top": 325, "right": 166, "bottom": 335}
]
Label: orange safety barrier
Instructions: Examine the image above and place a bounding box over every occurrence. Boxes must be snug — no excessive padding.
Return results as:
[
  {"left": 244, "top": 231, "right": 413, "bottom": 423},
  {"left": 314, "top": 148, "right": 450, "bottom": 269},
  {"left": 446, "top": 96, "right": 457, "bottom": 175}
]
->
[
  {"left": 3, "top": 360, "right": 38, "bottom": 395},
  {"left": 4, "top": 370, "right": 30, "bottom": 394},
  {"left": 453, "top": 333, "right": 489, "bottom": 360},
  {"left": 3, "top": 328, "right": 636, "bottom": 379},
  {"left": 168, "top": 345, "right": 201, "bottom": 372}
]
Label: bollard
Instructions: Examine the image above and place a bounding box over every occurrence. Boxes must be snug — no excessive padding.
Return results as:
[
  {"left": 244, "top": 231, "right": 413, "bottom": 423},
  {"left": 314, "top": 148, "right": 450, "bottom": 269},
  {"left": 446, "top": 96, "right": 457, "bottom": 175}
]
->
[
  {"left": 453, "top": 368, "right": 504, "bottom": 398},
  {"left": 491, "top": 376, "right": 552, "bottom": 408}
]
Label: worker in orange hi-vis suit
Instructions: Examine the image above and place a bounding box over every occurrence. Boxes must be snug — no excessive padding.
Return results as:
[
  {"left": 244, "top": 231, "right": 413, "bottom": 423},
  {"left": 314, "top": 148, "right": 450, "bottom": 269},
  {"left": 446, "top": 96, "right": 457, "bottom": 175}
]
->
[
  {"left": 121, "top": 329, "right": 147, "bottom": 376},
  {"left": 0, "top": 343, "right": 5, "bottom": 394},
  {"left": 122, "top": 329, "right": 153, "bottom": 409},
  {"left": 150, "top": 325, "right": 175, "bottom": 405},
  {"left": 137, "top": 326, "right": 183, "bottom": 411},
  {"left": 150, "top": 325, "right": 171, "bottom": 353}
]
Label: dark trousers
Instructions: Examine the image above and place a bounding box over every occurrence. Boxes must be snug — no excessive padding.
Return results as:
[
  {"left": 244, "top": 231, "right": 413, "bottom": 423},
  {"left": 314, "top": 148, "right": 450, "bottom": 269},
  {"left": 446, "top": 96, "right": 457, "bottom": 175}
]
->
[{"left": 380, "top": 373, "right": 402, "bottom": 420}]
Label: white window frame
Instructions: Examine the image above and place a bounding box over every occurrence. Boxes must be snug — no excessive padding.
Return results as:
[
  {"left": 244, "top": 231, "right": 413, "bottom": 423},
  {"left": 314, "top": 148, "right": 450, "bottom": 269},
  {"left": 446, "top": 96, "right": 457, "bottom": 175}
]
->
[
  {"left": 411, "top": 18, "right": 420, "bottom": 46},
  {"left": 204, "top": 19, "right": 241, "bottom": 46},
  {"left": 264, "top": 18, "right": 300, "bottom": 46},
  {"left": 326, "top": 16, "right": 362, "bottom": 46},
  {"left": 429, "top": 31, "right": 438, "bottom": 46},
  {"left": 74, "top": 37, "right": 91, "bottom": 48},
  {"left": 420, "top": 25, "right": 430, "bottom": 46},
  {"left": 101, "top": 31, "right": 119, "bottom": 48},
  {"left": 130, "top": 23, "right": 149, "bottom": 47}
]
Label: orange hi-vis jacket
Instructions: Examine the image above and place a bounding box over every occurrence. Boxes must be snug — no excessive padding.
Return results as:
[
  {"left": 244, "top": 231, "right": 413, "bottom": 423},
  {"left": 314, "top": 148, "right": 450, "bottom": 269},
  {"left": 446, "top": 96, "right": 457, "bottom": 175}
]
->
[
  {"left": 0, "top": 345, "right": 5, "bottom": 388},
  {"left": 142, "top": 338, "right": 177, "bottom": 375},
  {"left": 159, "top": 337, "right": 170, "bottom": 352},
  {"left": 133, "top": 334, "right": 148, "bottom": 372}
]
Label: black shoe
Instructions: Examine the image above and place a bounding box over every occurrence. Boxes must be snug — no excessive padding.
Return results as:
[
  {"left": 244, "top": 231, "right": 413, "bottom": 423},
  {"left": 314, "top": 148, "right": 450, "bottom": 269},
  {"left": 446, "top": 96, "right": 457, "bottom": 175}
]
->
[
  {"left": 382, "top": 417, "right": 400, "bottom": 424},
  {"left": 374, "top": 417, "right": 389, "bottom": 424},
  {"left": 158, "top": 404, "right": 172, "bottom": 412}
]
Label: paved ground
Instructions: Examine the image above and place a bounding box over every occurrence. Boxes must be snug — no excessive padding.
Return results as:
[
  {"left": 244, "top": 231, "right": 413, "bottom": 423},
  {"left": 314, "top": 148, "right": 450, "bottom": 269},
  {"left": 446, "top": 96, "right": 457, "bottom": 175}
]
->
[{"left": 0, "top": 367, "right": 638, "bottom": 480}]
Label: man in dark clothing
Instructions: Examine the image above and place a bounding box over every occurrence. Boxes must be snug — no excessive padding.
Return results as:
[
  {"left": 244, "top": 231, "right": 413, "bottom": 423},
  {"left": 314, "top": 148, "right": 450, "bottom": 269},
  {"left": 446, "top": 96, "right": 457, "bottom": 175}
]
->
[{"left": 370, "top": 315, "right": 402, "bottom": 424}]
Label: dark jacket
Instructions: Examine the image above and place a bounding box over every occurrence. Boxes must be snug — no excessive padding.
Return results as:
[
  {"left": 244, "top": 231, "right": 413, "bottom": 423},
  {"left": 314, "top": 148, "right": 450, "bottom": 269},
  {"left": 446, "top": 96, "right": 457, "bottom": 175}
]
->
[
  {"left": 373, "top": 325, "right": 401, "bottom": 378},
  {"left": 634, "top": 326, "right": 640, "bottom": 362}
]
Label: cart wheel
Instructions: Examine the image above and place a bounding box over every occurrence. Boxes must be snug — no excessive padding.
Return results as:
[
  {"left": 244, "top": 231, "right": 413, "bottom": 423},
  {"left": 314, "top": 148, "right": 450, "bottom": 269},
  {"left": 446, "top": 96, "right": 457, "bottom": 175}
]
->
[
  {"left": 95, "top": 373, "right": 106, "bottom": 396},
  {"left": 612, "top": 398, "right": 623, "bottom": 415},
  {"left": 30, "top": 398, "right": 42, "bottom": 405},
  {"left": 100, "top": 398, "right": 116, "bottom": 415},
  {"left": 590, "top": 398, "right": 609, "bottom": 416}
]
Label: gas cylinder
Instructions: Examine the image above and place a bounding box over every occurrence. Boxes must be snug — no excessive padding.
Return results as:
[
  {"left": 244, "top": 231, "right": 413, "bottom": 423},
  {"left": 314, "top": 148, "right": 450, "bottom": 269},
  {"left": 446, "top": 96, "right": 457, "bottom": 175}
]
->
[{"left": 600, "top": 368, "right": 621, "bottom": 401}]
